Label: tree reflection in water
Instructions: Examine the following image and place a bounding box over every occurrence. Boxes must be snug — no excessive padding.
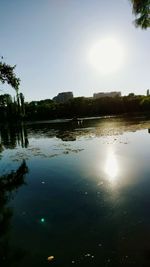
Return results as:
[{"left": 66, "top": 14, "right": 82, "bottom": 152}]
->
[
  {"left": 0, "top": 123, "right": 29, "bottom": 149},
  {"left": 0, "top": 160, "right": 28, "bottom": 266}
]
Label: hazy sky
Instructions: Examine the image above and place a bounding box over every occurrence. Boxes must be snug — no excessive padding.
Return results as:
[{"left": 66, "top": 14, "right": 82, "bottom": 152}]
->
[{"left": 0, "top": 0, "right": 150, "bottom": 101}]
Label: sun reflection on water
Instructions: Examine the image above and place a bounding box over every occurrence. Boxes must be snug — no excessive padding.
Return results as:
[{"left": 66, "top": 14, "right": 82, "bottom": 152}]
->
[{"left": 105, "top": 150, "right": 119, "bottom": 182}]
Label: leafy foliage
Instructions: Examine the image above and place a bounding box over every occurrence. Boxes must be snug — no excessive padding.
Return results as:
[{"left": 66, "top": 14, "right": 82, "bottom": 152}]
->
[
  {"left": 0, "top": 61, "right": 20, "bottom": 92},
  {"left": 131, "top": 0, "right": 150, "bottom": 28}
]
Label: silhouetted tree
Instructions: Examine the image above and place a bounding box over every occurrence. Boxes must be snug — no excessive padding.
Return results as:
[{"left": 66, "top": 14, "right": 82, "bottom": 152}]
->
[
  {"left": 0, "top": 59, "right": 26, "bottom": 120},
  {"left": 19, "top": 93, "right": 25, "bottom": 117},
  {"left": 0, "top": 59, "right": 24, "bottom": 120},
  {"left": 0, "top": 60, "right": 20, "bottom": 94}
]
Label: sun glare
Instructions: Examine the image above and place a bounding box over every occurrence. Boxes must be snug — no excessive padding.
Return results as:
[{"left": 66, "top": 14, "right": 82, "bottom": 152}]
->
[
  {"left": 105, "top": 150, "right": 119, "bottom": 182},
  {"left": 88, "top": 37, "right": 125, "bottom": 74}
]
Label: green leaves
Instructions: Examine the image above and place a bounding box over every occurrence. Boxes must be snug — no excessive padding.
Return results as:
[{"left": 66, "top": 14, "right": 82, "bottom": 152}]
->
[{"left": 131, "top": 0, "right": 150, "bottom": 28}]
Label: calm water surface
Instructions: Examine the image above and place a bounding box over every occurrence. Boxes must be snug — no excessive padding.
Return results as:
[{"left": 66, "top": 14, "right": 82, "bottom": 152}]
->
[{"left": 1, "top": 117, "right": 150, "bottom": 267}]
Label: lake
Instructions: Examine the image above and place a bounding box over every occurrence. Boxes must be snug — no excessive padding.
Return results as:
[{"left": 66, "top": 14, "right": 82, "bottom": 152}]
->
[{"left": 1, "top": 116, "right": 150, "bottom": 267}]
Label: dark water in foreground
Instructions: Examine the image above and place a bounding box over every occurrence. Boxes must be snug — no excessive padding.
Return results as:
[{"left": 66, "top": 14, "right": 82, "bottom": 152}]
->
[{"left": 1, "top": 117, "right": 150, "bottom": 267}]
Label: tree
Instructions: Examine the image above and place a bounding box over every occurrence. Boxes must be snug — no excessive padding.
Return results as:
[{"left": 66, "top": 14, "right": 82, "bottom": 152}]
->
[
  {"left": 130, "top": 0, "right": 150, "bottom": 29},
  {"left": 0, "top": 60, "right": 20, "bottom": 94},
  {"left": 19, "top": 92, "right": 25, "bottom": 117},
  {"left": 0, "top": 59, "right": 26, "bottom": 119}
]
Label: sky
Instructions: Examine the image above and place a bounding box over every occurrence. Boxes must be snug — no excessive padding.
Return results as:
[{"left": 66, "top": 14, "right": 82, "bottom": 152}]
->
[{"left": 0, "top": 0, "right": 150, "bottom": 101}]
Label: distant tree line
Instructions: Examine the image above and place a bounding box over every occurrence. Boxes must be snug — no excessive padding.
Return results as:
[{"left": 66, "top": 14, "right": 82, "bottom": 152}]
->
[
  {"left": 1, "top": 94, "right": 150, "bottom": 122},
  {"left": 1, "top": 58, "right": 150, "bottom": 122}
]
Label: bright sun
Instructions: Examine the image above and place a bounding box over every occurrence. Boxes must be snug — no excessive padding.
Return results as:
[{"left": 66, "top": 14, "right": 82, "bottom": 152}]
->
[{"left": 88, "top": 38, "right": 125, "bottom": 74}]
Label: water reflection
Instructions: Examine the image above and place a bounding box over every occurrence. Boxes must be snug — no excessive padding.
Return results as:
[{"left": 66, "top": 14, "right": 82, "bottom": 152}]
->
[
  {"left": 105, "top": 150, "right": 119, "bottom": 183},
  {"left": 0, "top": 123, "right": 29, "bottom": 149},
  {"left": 26, "top": 117, "right": 150, "bottom": 142},
  {"left": 1, "top": 118, "right": 150, "bottom": 266},
  {"left": 0, "top": 160, "right": 28, "bottom": 266},
  {"left": 56, "top": 130, "right": 76, "bottom": 141}
]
